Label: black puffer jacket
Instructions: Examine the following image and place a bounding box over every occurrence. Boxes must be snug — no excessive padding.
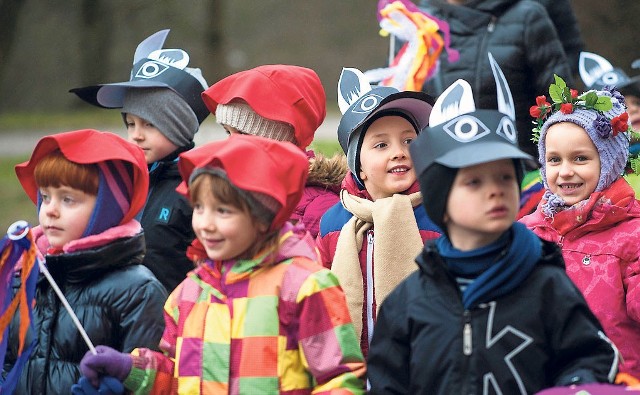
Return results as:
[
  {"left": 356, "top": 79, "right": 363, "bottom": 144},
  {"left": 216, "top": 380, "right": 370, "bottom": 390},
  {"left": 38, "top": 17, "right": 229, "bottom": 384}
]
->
[
  {"left": 533, "top": 0, "right": 584, "bottom": 77},
  {"left": 418, "top": 0, "right": 574, "bottom": 158},
  {"left": 3, "top": 226, "right": 167, "bottom": 395},
  {"left": 141, "top": 158, "right": 195, "bottom": 292},
  {"left": 368, "top": 239, "right": 618, "bottom": 394}
]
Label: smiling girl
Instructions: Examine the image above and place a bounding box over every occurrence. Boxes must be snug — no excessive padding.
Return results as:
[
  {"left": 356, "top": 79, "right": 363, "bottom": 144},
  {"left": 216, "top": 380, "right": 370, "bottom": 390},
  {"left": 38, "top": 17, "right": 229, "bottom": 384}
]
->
[{"left": 521, "top": 82, "right": 640, "bottom": 378}]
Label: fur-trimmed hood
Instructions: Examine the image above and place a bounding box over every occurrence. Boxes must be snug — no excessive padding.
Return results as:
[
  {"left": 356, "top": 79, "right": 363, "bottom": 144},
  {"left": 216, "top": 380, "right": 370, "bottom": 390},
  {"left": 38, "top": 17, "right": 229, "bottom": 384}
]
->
[{"left": 306, "top": 151, "right": 348, "bottom": 192}]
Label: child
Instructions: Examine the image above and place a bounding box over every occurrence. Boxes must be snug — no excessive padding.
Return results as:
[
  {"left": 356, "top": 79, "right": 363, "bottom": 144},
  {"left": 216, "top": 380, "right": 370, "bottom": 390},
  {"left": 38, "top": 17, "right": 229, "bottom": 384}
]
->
[
  {"left": 75, "top": 134, "right": 366, "bottom": 394},
  {"left": 316, "top": 67, "right": 440, "bottom": 356},
  {"left": 200, "top": 64, "right": 346, "bottom": 240},
  {"left": 4, "top": 129, "right": 167, "bottom": 394},
  {"left": 70, "top": 29, "right": 209, "bottom": 292},
  {"left": 367, "top": 55, "right": 619, "bottom": 394},
  {"left": 521, "top": 76, "right": 640, "bottom": 377}
]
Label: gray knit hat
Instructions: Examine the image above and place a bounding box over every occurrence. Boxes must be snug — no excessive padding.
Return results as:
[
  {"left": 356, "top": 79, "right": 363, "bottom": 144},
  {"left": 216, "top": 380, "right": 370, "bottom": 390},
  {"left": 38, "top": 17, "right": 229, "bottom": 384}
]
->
[
  {"left": 538, "top": 88, "right": 629, "bottom": 195},
  {"left": 215, "top": 102, "right": 297, "bottom": 144},
  {"left": 122, "top": 87, "right": 199, "bottom": 148}
]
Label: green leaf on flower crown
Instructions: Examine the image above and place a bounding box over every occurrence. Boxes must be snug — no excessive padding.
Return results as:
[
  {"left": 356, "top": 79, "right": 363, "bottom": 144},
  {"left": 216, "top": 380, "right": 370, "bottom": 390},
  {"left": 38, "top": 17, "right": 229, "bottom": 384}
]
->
[
  {"left": 584, "top": 92, "right": 598, "bottom": 107},
  {"left": 631, "top": 156, "right": 640, "bottom": 175},
  {"left": 549, "top": 84, "right": 563, "bottom": 103},
  {"left": 553, "top": 74, "right": 567, "bottom": 89},
  {"left": 593, "top": 96, "right": 613, "bottom": 112},
  {"left": 562, "top": 86, "right": 572, "bottom": 102}
]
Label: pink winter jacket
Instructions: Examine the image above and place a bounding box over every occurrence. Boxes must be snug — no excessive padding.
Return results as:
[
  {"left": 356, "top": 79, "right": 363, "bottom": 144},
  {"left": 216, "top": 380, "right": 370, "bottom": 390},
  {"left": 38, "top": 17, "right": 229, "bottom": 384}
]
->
[
  {"left": 290, "top": 151, "right": 347, "bottom": 239},
  {"left": 520, "top": 178, "right": 640, "bottom": 377}
]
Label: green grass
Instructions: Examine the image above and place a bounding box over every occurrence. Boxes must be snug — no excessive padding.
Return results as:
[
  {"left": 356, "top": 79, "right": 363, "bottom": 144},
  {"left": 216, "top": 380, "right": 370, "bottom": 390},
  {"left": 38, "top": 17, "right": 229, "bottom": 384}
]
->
[
  {"left": 309, "top": 139, "right": 342, "bottom": 157},
  {"left": 0, "top": 109, "right": 122, "bottom": 132},
  {"left": 0, "top": 155, "right": 38, "bottom": 233}
]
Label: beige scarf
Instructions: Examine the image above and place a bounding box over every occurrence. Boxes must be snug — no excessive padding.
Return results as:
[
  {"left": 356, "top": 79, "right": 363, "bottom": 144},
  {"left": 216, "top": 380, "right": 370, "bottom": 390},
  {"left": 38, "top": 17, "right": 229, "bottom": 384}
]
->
[{"left": 331, "top": 189, "right": 424, "bottom": 338}]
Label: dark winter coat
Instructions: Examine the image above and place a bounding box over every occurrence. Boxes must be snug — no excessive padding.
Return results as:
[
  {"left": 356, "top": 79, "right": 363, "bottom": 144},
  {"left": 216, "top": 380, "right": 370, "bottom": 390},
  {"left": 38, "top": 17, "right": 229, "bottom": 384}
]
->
[
  {"left": 533, "top": 0, "right": 584, "bottom": 76},
  {"left": 3, "top": 222, "right": 167, "bottom": 395},
  {"left": 418, "top": 0, "right": 573, "bottom": 158},
  {"left": 367, "top": 239, "right": 618, "bottom": 395},
  {"left": 140, "top": 158, "right": 195, "bottom": 292}
]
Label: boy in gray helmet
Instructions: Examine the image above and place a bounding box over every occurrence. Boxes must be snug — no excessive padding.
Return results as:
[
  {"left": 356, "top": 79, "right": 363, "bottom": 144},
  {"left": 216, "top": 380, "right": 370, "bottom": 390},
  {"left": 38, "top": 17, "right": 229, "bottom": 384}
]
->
[
  {"left": 367, "top": 54, "right": 618, "bottom": 395},
  {"left": 70, "top": 29, "right": 209, "bottom": 292}
]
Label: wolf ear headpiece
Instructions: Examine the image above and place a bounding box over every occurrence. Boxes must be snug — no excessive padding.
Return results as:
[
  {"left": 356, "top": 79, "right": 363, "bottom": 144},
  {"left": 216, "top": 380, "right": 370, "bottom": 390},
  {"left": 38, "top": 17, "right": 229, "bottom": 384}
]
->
[
  {"left": 70, "top": 29, "right": 209, "bottom": 124},
  {"left": 411, "top": 53, "right": 533, "bottom": 175},
  {"left": 579, "top": 51, "right": 640, "bottom": 97}
]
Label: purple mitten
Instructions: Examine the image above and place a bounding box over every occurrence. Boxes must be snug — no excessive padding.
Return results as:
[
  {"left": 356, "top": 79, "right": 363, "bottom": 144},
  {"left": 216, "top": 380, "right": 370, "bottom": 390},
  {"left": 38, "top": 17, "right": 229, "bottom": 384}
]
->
[{"left": 80, "top": 345, "right": 132, "bottom": 386}]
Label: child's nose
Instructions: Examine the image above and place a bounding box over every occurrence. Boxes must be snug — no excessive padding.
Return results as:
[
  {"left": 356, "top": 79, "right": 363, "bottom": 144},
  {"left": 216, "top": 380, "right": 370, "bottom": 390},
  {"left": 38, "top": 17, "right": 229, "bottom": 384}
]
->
[
  {"left": 558, "top": 161, "right": 574, "bottom": 177},
  {"left": 129, "top": 126, "right": 144, "bottom": 141},
  {"left": 43, "top": 201, "right": 59, "bottom": 217},
  {"left": 391, "top": 145, "right": 408, "bottom": 160}
]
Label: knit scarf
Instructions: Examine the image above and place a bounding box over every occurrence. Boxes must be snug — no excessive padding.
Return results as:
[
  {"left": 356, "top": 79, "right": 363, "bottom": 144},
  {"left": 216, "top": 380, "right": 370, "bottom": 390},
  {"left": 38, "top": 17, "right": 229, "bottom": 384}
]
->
[
  {"left": 331, "top": 189, "right": 423, "bottom": 338},
  {"left": 438, "top": 222, "right": 541, "bottom": 309}
]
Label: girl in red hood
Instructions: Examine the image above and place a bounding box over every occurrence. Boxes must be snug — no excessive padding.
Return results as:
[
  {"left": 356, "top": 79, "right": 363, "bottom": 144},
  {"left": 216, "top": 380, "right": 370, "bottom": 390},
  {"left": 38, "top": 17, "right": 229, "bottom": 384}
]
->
[{"left": 5, "top": 129, "right": 167, "bottom": 394}]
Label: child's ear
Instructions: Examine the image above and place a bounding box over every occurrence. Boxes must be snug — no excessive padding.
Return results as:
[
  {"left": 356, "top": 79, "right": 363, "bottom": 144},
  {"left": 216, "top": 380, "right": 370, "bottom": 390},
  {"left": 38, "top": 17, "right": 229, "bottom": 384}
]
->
[
  {"left": 359, "top": 169, "right": 368, "bottom": 181},
  {"left": 257, "top": 221, "right": 270, "bottom": 234}
]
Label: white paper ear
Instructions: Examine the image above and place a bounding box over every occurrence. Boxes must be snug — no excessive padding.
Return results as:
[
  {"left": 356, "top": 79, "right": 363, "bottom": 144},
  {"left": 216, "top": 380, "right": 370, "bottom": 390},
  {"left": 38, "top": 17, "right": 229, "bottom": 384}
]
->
[
  {"left": 337, "top": 67, "right": 372, "bottom": 114},
  {"left": 429, "top": 79, "right": 475, "bottom": 127},
  {"left": 579, "top": 51, "right": 614, "bottom": 88},
  {"left": 133, "top": 29, "right": 170, "bottom": 65},
  {"left": 489, "top": 53, "right": 515, "bottom": 121}
]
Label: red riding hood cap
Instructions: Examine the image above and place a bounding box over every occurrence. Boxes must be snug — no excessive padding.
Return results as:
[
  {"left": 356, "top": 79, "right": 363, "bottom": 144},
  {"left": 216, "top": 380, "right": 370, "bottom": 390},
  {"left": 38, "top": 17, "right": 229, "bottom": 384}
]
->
[
  {"left": 15, "top": 129, "right": 149, "bottom": 225},
  {"left": 177, "top": 134, "right": 308, "bottom": 231},
  {"left": 202, "top": 64, "right": 326, "bottom": 149}
]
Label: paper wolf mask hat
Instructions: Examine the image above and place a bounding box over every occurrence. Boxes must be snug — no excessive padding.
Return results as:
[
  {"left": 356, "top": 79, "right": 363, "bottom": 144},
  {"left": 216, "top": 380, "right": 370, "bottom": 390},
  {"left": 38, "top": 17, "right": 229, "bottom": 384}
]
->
[
  {"left": 579, "top": 51, "right": 640, "bottom": 97},
  {"left": 70, "top": 29, "right": 209, "bottom": 123},
  {"left": 410, "top": 53, "right": 533, "bottom": 174},
  {"left": 336, "top": 67, "right": 434, "bottom": 185}
]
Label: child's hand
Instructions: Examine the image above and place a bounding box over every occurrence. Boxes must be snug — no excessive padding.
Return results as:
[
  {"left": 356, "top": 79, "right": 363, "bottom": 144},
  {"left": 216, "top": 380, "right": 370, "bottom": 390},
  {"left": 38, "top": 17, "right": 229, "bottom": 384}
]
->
[
  {"left": 71, "top": 376, "right": 124, "bottom": 395},
  {"left": 79, "top": 345, "right": 132, "bottom": 387}
]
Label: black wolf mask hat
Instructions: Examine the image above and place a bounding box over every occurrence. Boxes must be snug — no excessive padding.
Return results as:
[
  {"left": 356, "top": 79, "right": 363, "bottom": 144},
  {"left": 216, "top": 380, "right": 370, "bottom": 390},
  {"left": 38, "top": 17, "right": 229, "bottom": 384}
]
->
[
  {"left": 70, "top": 29, "right": 209, "bottom": 124},
  {"left": 579, "top": 51, "right": 640, "bottom": 98}
]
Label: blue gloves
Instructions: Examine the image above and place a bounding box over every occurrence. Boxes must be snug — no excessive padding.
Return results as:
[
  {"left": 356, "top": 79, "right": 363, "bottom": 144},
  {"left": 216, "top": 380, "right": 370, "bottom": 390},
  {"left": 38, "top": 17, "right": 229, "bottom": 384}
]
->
[{"left": 71, "top": 376, "right": 124, "bottom": 395}]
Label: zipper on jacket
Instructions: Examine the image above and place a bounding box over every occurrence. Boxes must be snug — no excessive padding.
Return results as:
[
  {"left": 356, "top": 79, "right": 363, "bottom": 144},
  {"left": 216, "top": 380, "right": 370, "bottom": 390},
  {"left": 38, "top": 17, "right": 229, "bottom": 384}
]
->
[
  {"left": 463, "top": 310, "right": 472, "bottom": 356},
  {"left": 557, "top": 235, "right": 564, "bottom": 247},
  {"left": 366, "top": 230, "right": 375, "bottom": 344},
  {"left": 474, "top": 15, "right": 497, "bottom": 95},
  {"left": 461, "top": 310, "right": 473, "bottom": 395}
]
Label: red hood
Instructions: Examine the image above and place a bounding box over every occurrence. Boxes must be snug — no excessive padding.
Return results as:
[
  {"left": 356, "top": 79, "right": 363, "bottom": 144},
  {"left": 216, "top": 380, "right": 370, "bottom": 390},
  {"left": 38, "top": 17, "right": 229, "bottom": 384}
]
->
[
  {"left": 15, "top": 129, "right": 149, "bottom": 225},
  {"left": 177, "top": 134, "right": 309, "bottom": 231},
  {"left": 201, "top": 64, "right": 326, "bottom": 149}
]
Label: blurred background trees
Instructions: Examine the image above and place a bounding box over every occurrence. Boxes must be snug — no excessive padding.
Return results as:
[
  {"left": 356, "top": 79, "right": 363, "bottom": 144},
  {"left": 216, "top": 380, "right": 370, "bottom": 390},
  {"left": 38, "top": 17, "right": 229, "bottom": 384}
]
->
[{"left": 0, "top": 0, "right": 637, "bottom": 116}]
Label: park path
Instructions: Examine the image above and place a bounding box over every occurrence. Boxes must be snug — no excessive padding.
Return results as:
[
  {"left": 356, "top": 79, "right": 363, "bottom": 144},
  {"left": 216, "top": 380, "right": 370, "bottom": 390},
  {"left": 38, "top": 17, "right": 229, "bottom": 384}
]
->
[{"left": 0, "top": 115, "right": 341, "bottom": 157}]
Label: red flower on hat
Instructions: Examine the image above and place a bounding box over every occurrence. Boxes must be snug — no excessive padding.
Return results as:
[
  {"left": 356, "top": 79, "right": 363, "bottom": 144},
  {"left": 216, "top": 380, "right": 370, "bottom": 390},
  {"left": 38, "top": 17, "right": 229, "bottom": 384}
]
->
[
  {"left": 570, "top": 89, "right": 578, "bottom": 99},
  {"left": 530, "top": 95, "right": 551, "bottom": 119},
  {"left": 611, "top": 112, "right": 629, "bottom": 136},
  {"left": 560, "top": 103, "right": 574, "bottom": 114}
]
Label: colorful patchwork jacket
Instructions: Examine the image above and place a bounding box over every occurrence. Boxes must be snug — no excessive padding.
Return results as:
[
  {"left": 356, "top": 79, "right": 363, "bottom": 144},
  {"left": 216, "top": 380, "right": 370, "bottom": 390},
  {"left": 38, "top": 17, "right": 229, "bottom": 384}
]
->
[{"left": 123, "top": 222, "right": 366, "bottom": 394}]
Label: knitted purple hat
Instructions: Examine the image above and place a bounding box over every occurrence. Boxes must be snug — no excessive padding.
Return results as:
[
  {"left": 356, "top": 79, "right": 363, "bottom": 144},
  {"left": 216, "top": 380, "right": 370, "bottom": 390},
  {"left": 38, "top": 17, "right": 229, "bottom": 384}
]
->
[
  {"left": 538, "top": 88, "right": 629, "bottom": 191},
  {"left": 536, "top": 86, "right": 630, "bottom": 215}
]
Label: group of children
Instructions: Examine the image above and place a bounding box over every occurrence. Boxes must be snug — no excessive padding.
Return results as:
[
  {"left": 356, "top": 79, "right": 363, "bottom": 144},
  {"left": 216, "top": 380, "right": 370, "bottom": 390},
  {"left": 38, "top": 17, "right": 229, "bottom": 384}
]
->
[{"left": 3, "top": 29, "right": 640, "bottom": 394}]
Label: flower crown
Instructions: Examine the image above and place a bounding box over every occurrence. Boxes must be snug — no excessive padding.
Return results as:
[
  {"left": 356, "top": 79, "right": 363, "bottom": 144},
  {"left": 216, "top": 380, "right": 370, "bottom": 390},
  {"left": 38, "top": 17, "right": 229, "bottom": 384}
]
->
[{"left": 530, "top": 74, "right": 633, "bottom": 143}]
